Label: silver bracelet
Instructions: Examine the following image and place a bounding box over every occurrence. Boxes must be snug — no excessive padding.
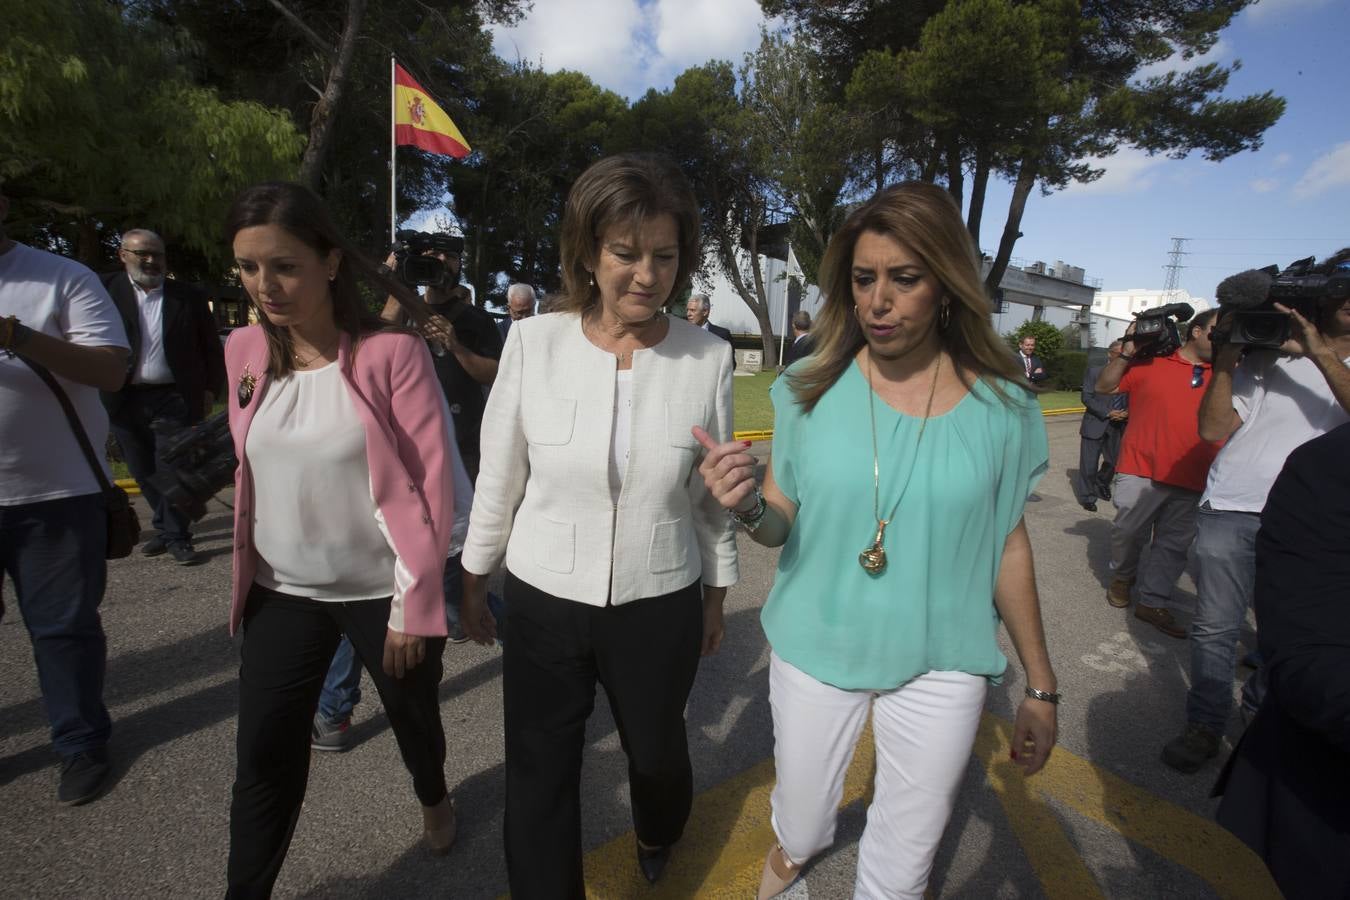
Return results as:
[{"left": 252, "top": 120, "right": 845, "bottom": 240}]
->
[
  {"left": 730, "top": 485, "right": 767, "bottom": 532},
  {"left": 1025, "top": 686, "right": 1060, "bottom": 705}
]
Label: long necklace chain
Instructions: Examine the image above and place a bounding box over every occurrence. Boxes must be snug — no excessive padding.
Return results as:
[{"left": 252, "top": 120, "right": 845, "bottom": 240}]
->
[{"left": 860, "top": 351, "right": 941, "bottom": 573}]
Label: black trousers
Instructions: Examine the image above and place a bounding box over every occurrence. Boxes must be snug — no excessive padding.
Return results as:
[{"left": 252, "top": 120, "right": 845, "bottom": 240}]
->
[
  {"left": 109, "top": 384, "right": 195, "bottom": 544},
  {"left": 226, "top": 585, "right": 448, "bottom": 899},
  {"left": 1077, "top": 424, "right": 1122, "bottom": 504},
  {"left": 502, "top": 573, "right": 703, "bottom": 900}
]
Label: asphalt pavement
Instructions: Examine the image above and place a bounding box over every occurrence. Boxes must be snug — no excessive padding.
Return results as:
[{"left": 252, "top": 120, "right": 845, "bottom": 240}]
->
[{"left": 0, "top": 415, "right": 1275, "bottom": 899}]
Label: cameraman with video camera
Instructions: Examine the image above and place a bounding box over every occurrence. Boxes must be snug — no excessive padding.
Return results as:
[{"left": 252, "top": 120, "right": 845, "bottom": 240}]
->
[
  {"left": 1161, "top": 249, "right": 1350, "bottom": 774},
  {"left": 380, "top": 231, "right": 501, "bottom": 482},
  {"left": 1095, "top": 305, "right": 1224, "bottom": 639}
]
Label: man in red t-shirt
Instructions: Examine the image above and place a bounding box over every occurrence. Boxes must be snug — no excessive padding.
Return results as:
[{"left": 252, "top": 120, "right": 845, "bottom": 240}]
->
[{"left": 1095, "top": 309, "right": 1223, "bottom": 637}]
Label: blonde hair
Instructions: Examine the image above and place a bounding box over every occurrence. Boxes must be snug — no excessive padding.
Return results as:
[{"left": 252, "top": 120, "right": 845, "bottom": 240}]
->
[
  {"left": 556, "top": 154, "right": 700, "bottom": 316},
  {"left": 788, "top": 182, "right": 1031, "bottom": 411}
]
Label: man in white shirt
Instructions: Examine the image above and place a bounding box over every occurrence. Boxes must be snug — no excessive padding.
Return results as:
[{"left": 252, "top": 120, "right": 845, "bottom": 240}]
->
[
  {"left": 1162, "top": 251, "right": 1350, "bottom": 774},
  {"left": 100, "top": 229, "right": 224, "bottom": 565},
  {"left": 0, "top": 190, "right": 130, "bottom": 805}
]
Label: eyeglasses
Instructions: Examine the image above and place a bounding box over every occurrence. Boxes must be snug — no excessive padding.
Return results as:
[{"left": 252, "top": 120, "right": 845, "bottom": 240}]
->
[
  {"left": 120, "top": 248, "right": 163, "bottom": 261},
  {"left": 1191, "top": 365, "right": 1205, "bottom": 389}
]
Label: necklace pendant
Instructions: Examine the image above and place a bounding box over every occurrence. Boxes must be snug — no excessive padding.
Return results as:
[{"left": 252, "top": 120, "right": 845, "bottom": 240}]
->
[{"left": 858, "top": 521, "right": 888, "bottom": 574}]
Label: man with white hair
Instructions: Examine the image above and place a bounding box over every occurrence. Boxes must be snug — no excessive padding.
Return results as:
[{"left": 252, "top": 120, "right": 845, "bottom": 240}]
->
[
  {"left": 498, "top": 282, "right": 535, "bottom": 341},
  {"left": 101, "top": 229, "right": 224, "bottom": 565}
]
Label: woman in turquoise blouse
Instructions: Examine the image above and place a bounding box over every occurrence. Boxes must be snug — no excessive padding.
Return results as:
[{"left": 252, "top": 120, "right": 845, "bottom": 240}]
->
[{"left": 695, "top": 182, "right": 1057, "bottom": 899}]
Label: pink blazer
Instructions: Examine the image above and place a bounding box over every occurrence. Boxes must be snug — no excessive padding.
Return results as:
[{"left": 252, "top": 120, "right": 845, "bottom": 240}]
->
[{"left": 223, "top": 325, "right": 453, "bottom": 637}]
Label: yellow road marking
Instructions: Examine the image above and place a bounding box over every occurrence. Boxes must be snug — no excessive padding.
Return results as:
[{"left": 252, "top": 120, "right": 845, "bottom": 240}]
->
[{"left": 577, "top": 713, "right": 1279, "bottom": 899}]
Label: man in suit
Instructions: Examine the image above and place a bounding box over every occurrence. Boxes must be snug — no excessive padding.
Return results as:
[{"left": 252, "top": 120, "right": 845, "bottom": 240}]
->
[
  {"left": 686, "top": 293, "right": 733, "bottom": 345},
  {"left": 1077, "top": 340, "right": 1128, "bottom": 511},
  {"left": 782, "top": 310, "right": 815, "bottom": 368},
  {"left": 1215, "top": 422, "right": 1350, "bottom": 898},
  {"left": 102, "top": 229, "right": 225, "bottom": 565},
  {"left": 497, "top": 282, "right": 535, "bottom": 342},
  {"left": 1017, "top": 335, "right": 1048, "bottom": 383}
]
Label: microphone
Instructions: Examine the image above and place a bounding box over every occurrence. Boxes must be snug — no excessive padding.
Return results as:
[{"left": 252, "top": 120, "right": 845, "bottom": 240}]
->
[{"left": 1215, "top": 269, "right": 1273, "bottom": 309}]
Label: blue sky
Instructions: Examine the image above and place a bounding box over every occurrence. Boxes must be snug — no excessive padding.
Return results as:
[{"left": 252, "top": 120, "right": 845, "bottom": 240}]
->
[{"left": 488, "top": 0, "right": 1349, "bottom": 297}]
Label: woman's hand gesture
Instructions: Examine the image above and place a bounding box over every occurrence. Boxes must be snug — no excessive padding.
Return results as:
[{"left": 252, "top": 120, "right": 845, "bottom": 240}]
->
[{"left": 692, "top": 426, "right": 758, "bottom": 514}]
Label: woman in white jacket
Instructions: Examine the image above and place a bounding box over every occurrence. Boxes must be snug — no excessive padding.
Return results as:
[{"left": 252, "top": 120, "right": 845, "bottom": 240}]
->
[{"left": 460, "top": 153, "right": 737, "bottom": 898}]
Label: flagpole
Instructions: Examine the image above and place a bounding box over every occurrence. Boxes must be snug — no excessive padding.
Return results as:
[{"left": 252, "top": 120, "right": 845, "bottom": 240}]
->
[
  {"left": 778, "top": 242, "right": 791, "bottom": 367},
  {"left": 390, "top": 54, "right": 397, "bottom": 245}
]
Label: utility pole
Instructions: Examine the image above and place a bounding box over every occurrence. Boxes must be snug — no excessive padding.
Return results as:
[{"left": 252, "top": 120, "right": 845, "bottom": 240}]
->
[{"left": 1161, "top": 237, "right": 1189, "bottom": 304}]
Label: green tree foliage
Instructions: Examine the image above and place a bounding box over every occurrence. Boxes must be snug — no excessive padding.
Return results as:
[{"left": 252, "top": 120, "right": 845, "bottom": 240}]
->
[
  {"left": 765, "top": 0, "right": 1285, "bottom": 294},
  {"left": 450, "top": 65, "right": 627, "bottom": 302},
  {"left": 1, "top": 0, "right": 303, "bottom": 270}
]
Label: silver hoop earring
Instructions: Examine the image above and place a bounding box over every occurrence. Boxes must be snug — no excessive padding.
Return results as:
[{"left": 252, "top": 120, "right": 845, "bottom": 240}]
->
[
  {"left": 939, "top": 302, "right": 951, "bottom": 330},
  {"left": 588, "top": 272, "right": 596, "bottom": 290}
]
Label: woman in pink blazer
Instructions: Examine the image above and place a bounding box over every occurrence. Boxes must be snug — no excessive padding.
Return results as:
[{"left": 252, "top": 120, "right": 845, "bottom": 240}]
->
[{"left": 221, "top": 182, "right": 455, "bottom": 897}]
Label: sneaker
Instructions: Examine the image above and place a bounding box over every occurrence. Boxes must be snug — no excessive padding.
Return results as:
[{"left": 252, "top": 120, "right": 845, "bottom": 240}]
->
[
  {"left": 1161, "top": 723, "right": 1221, "bottom": 773},
  {"left": 167, "top": 541, "right": 202, "bottom": 566},
  {"left": 58, "top": 748, "right": 110, "bottom": 806},
  {"left": 1134, "top": 604, "right": 1187, "bottom": 639},
  {"left": 141, "top": 535, "right": 168, "bottom": 557},
  {"left": 1107, "top": 577, "right": 1134, "bottom": 608},
  {"left": 311, "top": 713, "right": 352, "bottom": 752}
]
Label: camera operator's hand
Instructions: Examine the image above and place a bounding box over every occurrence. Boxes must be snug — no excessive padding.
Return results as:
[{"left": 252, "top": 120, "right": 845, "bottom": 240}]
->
[
  {"left": 423, "top": 313, "right": 458, "bottom": 352},
  {"left": 382, "top": 628, "right": 426, "bottom": 678},
  {"left": 1274, "top": 302, "right": 1328, "bottom": 359}
]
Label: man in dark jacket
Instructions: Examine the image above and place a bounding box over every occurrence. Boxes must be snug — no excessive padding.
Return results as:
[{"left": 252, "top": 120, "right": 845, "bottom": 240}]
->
[
  {"left": 101, "top": 229, "right": 225, "bottom": 565},
  {"left": 782, "top": 310, "right": 815, "bottom": 368},
  {"left": 1077, "top": 340, "right": 1128, "bottom": 511},
  {"left": 1016, "top": 335, "right": 1048, "bottom": 383},
  {"left": 1215, "top": 422, "right": 1350, "bottom": 899}
]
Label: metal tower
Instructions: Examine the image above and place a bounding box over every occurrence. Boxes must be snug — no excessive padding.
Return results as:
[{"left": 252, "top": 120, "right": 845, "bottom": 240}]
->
[{"left": 1161, "top": 237, "right": 1188, "bottom": 303}]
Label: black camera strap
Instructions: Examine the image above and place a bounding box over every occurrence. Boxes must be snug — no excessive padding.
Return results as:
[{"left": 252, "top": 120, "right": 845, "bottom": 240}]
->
[{"left": 18, "top": 356, "right": 120, "bottom": 499}]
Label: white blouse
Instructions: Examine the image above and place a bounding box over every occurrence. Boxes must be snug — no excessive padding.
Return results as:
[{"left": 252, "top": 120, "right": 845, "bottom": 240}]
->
[
  {"left": 245, "top": 362, "right": 402, "bottom": 618},
  {"left": 608, "top": 369, "right": 633, "bottom": 501}
]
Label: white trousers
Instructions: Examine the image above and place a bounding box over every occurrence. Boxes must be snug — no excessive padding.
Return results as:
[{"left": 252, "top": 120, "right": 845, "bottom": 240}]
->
[{"left": 768, "top": 652, "right": 987, "bottom": 900}]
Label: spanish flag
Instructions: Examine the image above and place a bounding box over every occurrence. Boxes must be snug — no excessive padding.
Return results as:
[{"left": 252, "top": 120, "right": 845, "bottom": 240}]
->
[{"left": 394, "top": 63, "right": 471, "bottom": 159}]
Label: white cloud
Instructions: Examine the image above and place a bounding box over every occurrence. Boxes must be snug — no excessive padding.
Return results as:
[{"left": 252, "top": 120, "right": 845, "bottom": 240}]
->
[
  {"left": 1065, "top": 147, "right": 1169, "bottom": 196},
  {"left": 1134, "top": 39, "right": 1229, "bottom": 82},
  {"left": 1293, "top": 142, "right": 1350, "bottom": 199},
  {"left": 1272, "top": 152, "right": 1292, "bottom": 169},
  {"left": 1250, "top": 178, "right": 1280, "bottom": 193},
  {"left": 1245, "top": 0, "right": 1336, "bottom": 23},
  {"left": 490, "top": 0, "right": 648, "bottom": 96},
  {"left": 489, "top": 0, "right": 771, "bottom": 99}
]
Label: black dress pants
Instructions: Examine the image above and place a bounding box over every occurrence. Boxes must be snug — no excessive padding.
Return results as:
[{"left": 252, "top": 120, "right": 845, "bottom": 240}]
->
[
  {"left": 226, "top": 585, "right": 448, "bottom": 899},
  {"left": 108, "top": 384, "right": 194, "bottom": 544},
  {"left": 1077, "top": 424, "right": 1122, "bottom": 504},
  {"left": 502, "top": 573, "right": 703, "bottom": 900}
]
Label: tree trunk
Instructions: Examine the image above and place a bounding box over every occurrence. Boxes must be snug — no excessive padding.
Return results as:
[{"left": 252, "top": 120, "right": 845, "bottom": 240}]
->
[
  {"left": 944, "top": 137, "right": 963, "bottom": 209},
  {"left": 967, "top": 145, "right": 991, "bottom": 249},
  {"left": 745, "top": 208, "right": 779, "bottom": 367},
  {"left": 984, "top": 150, "right": 1039, "bottom": 295},
  {"left": 75, "top": 217, "right": 101, "bottom": 268},
  {"left": 873, "top": 140, "right": 885, "bottom": 195},
  {"left": 920, "top": 142, "right": 941, "bottom": 182},
  {"left": 716, "top": 229, "right": 777, "bottom": 367},
  {"left": 297, "top": 0, "right": 367, "bottom": 191}
]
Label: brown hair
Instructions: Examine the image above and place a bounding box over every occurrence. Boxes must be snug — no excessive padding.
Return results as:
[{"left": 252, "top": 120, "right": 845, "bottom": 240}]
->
[
  {"left": 224, "top": 182, "right": 426, "bottom": 377},
  {"left": 788, "top": 182, "right": 1030, "bottom": 412},
  {"left": 556, "top": 154, "right": 700, "bottom": 316}
]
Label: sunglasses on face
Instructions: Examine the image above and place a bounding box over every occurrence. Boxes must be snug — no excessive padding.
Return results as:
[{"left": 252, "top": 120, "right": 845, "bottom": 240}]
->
[{"left": 1191, "top": 364, "right": 1205, "bottom": 389}]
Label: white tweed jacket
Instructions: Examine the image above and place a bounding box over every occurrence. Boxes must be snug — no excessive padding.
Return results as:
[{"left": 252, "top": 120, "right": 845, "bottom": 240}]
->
[{"left": 461, "top": 312, "right": 739, "bottom": 605}]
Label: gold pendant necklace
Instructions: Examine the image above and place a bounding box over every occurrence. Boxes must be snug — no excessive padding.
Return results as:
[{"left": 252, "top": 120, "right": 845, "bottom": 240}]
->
[{"left": 859, "top": 351, "right": 941, "bottom": 574}]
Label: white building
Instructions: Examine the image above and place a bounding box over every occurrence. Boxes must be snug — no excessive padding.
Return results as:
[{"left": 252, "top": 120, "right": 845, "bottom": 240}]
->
[{"left": 1091, "top": 288, "right": 1213, "bottom": 345}]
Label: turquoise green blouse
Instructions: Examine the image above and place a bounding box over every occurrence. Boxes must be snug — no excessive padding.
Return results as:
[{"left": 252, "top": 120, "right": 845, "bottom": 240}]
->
[{"left": 762, "top": 361, "right": 1048, "bottom": 691}]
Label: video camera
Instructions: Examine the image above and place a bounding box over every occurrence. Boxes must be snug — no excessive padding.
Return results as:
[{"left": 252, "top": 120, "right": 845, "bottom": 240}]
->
[
  {"left": 146, "top": 411, "right": 237, "bottom": 522},
  {"left": 1127, "top": 302, "right": 1195, "bottom": 360},
  {"left": 1215, "top": 257, "right": 1350, "bottom": 349},
  {"left": 391, "top": 230, "right": 464, "bottom": 288}
]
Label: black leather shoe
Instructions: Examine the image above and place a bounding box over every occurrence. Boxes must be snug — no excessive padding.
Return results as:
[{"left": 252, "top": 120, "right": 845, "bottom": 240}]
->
[
  {"left": 1098, "top": 485, "right": 1112, "bottom": 501},
  {"left": 141, "top": 534, "right": 168, "bottom": 557},
  {"left": 636, "top": 839, "right": 671, "bottom": 884},
  {"left": 58, "top": 748, "right": 110, "bottom": 806},
  {"left": 1080, "top": 501, "right": 1098, "bottom": 512}
]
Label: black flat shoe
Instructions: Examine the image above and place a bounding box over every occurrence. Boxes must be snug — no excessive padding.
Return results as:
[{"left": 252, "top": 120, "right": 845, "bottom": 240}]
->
[{"left": 636, "top": 839, "right": 671, "bottom": 884}]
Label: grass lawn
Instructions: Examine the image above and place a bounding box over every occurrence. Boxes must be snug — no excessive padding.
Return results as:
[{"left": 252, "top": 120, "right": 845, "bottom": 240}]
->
[{"left": 733, "top": 373, "right": 1081, "bottom": 435}]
